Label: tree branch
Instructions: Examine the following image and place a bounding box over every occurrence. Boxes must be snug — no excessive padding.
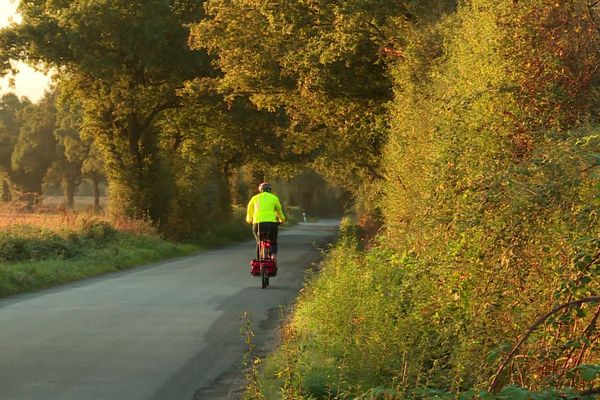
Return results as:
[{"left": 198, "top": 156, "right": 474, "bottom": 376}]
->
[
  {"left": 587, "top": 0, "right": 600, "bottom": 33},
  {"left": 580, "top": 163, "right": 599, "bottom": 174},
  {"left": 580, "top": 387, "right": 600, "bottom": 397},
  {"left": 141, "top": 99, "right": 181, "bottom": 131},
  {"left": 574, "top": 304, "right": 600, "bottom": 367},
  {"left": 489, "top": 296, "right": 600, "bottom": 392}
]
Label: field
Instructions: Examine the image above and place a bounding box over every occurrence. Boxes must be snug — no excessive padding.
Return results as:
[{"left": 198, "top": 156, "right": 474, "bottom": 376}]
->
[
  {"left": 0, "top": 196, "right": 153, "bottom": 235},
  {"left": 42, "top": 195, "right": 107, "bottom": 212}
]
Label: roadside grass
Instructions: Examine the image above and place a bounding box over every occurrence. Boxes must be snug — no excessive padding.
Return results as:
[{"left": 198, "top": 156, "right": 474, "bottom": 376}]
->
[
  {"left": 246, "top": 219, "right": 600, "bottom": 400},
  {"left": 0, "top": 206, "right": 251, "bottom": 299},
  {"left": 249, "top": 219, "right": 383, "bottom": 399},
  {"left": 0, "top": 233, "right": 197, "bottom": 298}
]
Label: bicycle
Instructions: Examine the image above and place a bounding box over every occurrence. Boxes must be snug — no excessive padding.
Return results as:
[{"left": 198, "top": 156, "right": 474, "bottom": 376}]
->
[{"left": 251, "top": 238, "right": 277, "bottom": 289}]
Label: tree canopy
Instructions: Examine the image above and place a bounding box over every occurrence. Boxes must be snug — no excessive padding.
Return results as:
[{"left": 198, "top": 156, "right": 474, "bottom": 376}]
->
[{"left": 1, "top": 0, "right": 212, "bottom": 221}]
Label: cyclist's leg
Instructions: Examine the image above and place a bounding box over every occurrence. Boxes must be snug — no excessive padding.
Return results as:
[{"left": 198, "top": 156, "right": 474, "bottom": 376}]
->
[{"left": 252, "top": 223, "right": 260, "bottom": 258}]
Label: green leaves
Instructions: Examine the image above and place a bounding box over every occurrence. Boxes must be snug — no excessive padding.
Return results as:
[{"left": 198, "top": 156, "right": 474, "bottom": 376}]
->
[
  {"left": 1, "top": 0, "right": 221, "bottom": 227},
  {"left": 498, "top": 385, "right": 531, "bottom": 400},
  {"left": 191, "top": 0, "right": 413, "bottom": 186},
  {"left": 381, "top": 0, "right": 600, "bottom": 396},
  {"left": 486, "top": 342, "right": 513, "bottom": 364},
  {"left": 577, "top": 365, "right": 600, "bottom": 382}
]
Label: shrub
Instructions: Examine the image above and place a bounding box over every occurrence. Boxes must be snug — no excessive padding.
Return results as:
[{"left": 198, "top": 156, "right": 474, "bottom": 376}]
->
[
  {"left": 79, "top": 220, "right": 117, "bottom": 241},
  {"left": 0, "top": 226, "right": 77, "bottom": 262}
]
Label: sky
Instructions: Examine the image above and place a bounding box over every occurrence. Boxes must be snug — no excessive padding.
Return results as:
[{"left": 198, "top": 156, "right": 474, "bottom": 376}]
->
[{"left": 0, "top": 0, "right": 51, "bottom": 103}]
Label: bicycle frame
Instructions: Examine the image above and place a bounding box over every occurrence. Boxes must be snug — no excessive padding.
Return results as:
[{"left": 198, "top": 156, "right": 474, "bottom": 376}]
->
[
  {"left": 251, "top": 239, "right": 277, "bottom": 288},
  {"left": 251, "top": 223, "right": 278, "bottom": 288},
  {"left": 259, "top": 239, "right": 271, "bottom": 259}
]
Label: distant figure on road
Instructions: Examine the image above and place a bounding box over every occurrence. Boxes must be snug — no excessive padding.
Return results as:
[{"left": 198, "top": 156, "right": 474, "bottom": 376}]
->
[{"left": 246, "top": 182, "right": 286, "bottom": 259}]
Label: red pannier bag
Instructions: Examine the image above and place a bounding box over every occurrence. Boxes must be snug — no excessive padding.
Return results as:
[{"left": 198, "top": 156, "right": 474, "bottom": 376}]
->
[{"left": 250, "top": 259, "right": 277, "bottom": 277}]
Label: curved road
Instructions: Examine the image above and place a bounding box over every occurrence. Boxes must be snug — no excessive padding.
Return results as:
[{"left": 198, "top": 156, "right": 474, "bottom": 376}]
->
[{"left": 0, "top": 220, "right": 338, "bottom": 400}]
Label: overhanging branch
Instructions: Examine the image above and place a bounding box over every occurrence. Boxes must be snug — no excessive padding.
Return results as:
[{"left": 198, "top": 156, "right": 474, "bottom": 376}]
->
[{"left": 489, "top": 296, "right": 600, "bottom": 392}]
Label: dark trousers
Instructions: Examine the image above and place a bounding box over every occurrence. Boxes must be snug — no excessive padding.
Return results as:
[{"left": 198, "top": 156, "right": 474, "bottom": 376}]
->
[{"left": 252, "top": 222, "right": 279, "bottom": 257}]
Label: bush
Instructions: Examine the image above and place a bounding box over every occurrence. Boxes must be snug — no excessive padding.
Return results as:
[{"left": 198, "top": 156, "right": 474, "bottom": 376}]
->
[
  {"left": 245, "top": 0, "right": 600, "bottom": 398},
  {"left": 0, "top": 226, "right": 77, "bottom": 262},
  {"left": 0, "top": 220, "right": 119, "bottom": 263},
  {"left": 284, "top": 206, "right": 303, "bottom": 226},
  {"left": 79, "top": 220, "right": 117, "bottom": 241}
]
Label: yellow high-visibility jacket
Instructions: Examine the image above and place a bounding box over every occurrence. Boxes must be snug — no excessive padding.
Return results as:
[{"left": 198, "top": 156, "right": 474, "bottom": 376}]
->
[{"left": 246, "top": 192, "right": 286, "bottom": 224}]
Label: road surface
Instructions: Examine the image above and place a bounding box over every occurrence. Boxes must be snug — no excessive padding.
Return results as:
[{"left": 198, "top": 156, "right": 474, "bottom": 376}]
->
[{"left": 0, "top": 220, "right": 338, "bottom": 400}]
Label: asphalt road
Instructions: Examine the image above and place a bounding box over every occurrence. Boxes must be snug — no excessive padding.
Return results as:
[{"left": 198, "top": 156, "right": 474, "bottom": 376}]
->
[{"left": 0, "top": 220, "right": 339, "bottom": 400}]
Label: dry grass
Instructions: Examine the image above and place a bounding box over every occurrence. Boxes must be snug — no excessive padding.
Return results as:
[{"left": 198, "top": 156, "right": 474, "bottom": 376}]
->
[
  {"left": 0, "top": 201, "right": 156, "bottom": 235},
  {"left": 42, "top": 195, "right": 107, "bottom": 211}
]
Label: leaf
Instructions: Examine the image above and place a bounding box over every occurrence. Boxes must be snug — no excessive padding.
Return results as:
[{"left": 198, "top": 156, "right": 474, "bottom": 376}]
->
[
  {"left": 459, "top": 389, "right": 477, "bottom": 400},
  {"left": 579, "top": 276, "right": 592, "bottom": 285},
  {"left": 486, "top": 348, "right": 501, "bottom": 363},
  {"left": 578, "top": 365, "right": 600, "bottom": 382},
  {"left": 371, "top": 386, "right": 400, "bottom": 396},
  {"left": 499, "top": 385, "right": 530, "bottom": 400}
]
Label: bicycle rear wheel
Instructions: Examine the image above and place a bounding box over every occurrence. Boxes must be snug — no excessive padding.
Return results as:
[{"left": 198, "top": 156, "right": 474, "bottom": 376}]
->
[{"left": 261, "top": 264, "right": 269, "bottom": 289}]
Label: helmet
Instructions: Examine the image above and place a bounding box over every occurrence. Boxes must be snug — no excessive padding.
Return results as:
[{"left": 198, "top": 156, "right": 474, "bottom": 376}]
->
[{"left": 259, "top": 182, "right": 272, "bottom": 192}]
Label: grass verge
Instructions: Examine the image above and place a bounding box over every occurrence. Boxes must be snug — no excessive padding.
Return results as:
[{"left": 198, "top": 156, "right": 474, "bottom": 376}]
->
[
  {"left": 247, "top": 219, "right": 600, "bottom": 400},
  {"left": 0, "top": 232, "right": 196, "bottom": 298},
  {"left": 0, "top": 210, "right": 251, "bottom": 299}
]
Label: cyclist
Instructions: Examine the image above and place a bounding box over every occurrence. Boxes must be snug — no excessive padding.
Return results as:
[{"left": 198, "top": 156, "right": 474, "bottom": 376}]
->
[{"left": 246, "top": 182, "right": 286, "bottom": 259}]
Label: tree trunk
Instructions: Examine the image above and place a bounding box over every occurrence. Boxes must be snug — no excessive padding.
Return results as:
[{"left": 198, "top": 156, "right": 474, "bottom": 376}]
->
[
  {"left": 244, "top": 166, "right": 266, "bottom": 199},
  {"left": 103, "top": 121, "right": 172, "bottom": 225},
  {"left": 64, "top": 179, "right": 76, "bottom": 210},
  {"left": 92, "top": 176, "right": 101, "bottom": 214},
  {"left": 0, "top": 178, "right": 10, "bottom": 202},
  {"left": 301, "top": 186, "right": 316, "bottom": 215}
]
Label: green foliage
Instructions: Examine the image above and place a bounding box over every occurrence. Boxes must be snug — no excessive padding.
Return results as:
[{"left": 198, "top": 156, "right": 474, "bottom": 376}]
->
[
  {"left": 45, "top": 88, "right": 106, "bottom": 210},
  {"left": 187, "top": 206, "right": 250, "bottom": 247},
  {"left": 275, "top": 170, "right": 347, "bottom": 217},
  {"left": 191, "top": 0, "right": 413, "bottom": 188},
  {"left": 0, "top": 92, "right": 59, "bottom": 204},
  {"left": 1, "top": 0, "right": 213, "bottom": 226},
  {"left": 0, "top": 93, "right": 27, "bottom": 174},
  {"left": 382, "top": 0, "right": 600, "bottom": 392},
  {"left": 400, "top": 384, "right": 600, "bottom": 400},
  {"left": 0, "top": 87, "right": 105, "bottom": 211},
  {"left": 250, "top": 1, "right": 600, "bottom": 398},
  {"left": 156, "top": 94, "right": 249, "bottom": 240},
  {"left": 0, "top": 226, "right": 76, "bottom": 262},
  {"left": 255, "top": 227, "right": 599, "bottom": 399}
]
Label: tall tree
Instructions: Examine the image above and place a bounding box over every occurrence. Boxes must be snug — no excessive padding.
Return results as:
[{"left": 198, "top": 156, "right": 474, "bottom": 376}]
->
[
  {"left": 45, "top": 91, "right": 93, "bottom": 210},
  {"left": 0, "top": 93, "right": 28, "bottom": 178},
  {"left": 10, "top": 92, "right": 58, "bottom": 206},
  {"left": 1, "top": 0, "right": 212, "bottom": 223},
  {"left": 80, "top": 140, "right": 105, "bottom": 214},
  {"left": 156, "top": 88, "right": 286, "bottom": 238},
  {"left": 191, "top": 0, "right": 455, "bottom": 189},
  {"left": 0, "top": 93, "right": 26, "bottom": 202}
]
